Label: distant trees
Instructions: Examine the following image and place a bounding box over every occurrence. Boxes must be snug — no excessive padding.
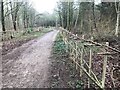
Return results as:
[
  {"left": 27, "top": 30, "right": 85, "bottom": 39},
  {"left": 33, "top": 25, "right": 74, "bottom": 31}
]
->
[
  {"left": 96, "top": 2, "right": 120, "bottom": 37},
  {"left": 34, "top": 13, "right": 56, "bottom": 27},
  {"left": 57, "top": 1, "right": 74, "bottom": 30},
  {"left": 57, "top": 0, "right": 95, "bottom": 34},
  {"left": 77, "top": 2, "right": 93, "bottom": 34},
  {"left": 92, "top": 1, "right": 98, "bottom": 34},
  {"left": 9, "top": 1, "right": 23, "bottom": 31},
  {"left": 57, "top": 0, "right": 120, "bottom": 37},
  {"left": 1, "top": 0, "right": 119, "bottom": 37},
  {"left": 0, "top": 0, "right": 33, "bottom": 32},
  {"left": 0, "top": 0, "right": 56, "bottom": 35}
]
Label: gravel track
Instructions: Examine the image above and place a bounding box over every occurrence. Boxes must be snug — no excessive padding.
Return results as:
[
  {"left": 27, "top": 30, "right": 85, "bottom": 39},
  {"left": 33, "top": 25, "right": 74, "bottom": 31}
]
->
[{"left": 2, "top": 30, "right": 59, "bottom": 88}]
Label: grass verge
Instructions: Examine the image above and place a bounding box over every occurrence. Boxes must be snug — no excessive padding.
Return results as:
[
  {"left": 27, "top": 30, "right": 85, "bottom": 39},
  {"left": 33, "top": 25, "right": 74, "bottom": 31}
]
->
[
  {"left": 2, "top": 28, "right": 52, "bottom": 55},
  {"left": 49, "top": 33, "right": 83, "bottom": 88}
]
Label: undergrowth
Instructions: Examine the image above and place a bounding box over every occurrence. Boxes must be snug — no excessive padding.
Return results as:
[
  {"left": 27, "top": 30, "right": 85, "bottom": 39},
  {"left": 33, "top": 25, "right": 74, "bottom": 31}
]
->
[
  {"left": 53, "top": 34, "right": 67, "bottom": 55},
  {"left": 2, "top": 28, "right": 52, "bottom": 42},
  {"left": 51, "top": 33, "right": 84, "bottom": 89}
]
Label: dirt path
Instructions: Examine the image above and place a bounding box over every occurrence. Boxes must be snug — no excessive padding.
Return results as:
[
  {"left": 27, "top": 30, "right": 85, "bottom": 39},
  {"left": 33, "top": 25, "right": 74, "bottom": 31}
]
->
[{"left": 2, "top": 30, "right": 59, "bottom": 88}]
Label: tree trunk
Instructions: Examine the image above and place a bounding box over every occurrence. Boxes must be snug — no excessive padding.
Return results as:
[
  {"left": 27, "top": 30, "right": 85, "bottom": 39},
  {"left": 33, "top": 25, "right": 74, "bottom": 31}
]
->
[
  {"left": 92, "top": 1, "right": 98, "bottom": 34},
  {"left": 115, "top": 1, "right": 120, "bottom": 37},
  {"left": 59, "top": 12, "right": 62, "bottom": 26},
  {"left": 13, "top": 21, "right": 17, "bottom": 31},
  {"left": 67, "top": 2, "right": 69, "bottom": 30},
  {"left": 26, "top": 15, "right": 29, "bottom": 28},
  {"left": 1, "top": 0, "right": 6, "bottom": 33},
  {"left": 10, "top": 2, "right": 17, "bottom": 31},
  {"left": 23, "top": 9, "right": 26, "bottom": 28},
  {"left": 17, "top": 16, "right": 20, "bottom": 29}
]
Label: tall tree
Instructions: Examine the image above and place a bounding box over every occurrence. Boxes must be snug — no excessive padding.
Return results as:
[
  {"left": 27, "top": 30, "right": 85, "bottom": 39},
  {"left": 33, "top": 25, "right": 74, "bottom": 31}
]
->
[
  {"left": 1, "top": 0, "right": 6, "bottom": 33},
  {"left": 115, "top": 1, "right": 120, "bottom": 37},
  {"left": 9, "top": 1, "right": 23, "bottom": 31},
  {"left": 57, "top": 0, "right": 74, "bottom": 31},
  {"left": 92, "top": 0, "right": 98, "bottom": 34}
]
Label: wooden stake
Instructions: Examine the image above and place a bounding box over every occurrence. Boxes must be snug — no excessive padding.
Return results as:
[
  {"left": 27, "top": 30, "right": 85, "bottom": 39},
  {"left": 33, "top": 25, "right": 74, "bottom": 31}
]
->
[
  {"left": 88, "top": 47, "right": 92, "bottom": 88},
  {"left": 75, "top": 42, "right": 78, "bottom": 70},
  {"left": 88, "top": 37, "right": 93, "bottom": 88},
  {"left": 101, "top": 42, "right": 109, "bottom": 88},
  {"left": 80, "top": 46, "right": 83, "bottom": 77}
]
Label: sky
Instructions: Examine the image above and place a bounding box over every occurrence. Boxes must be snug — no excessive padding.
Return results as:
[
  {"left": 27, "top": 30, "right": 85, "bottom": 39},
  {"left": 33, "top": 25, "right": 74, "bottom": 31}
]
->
[
  {"left": 31, "top": 0, "right": 59, "bottom": 14},
  {"left": 31, "top": 0, "right": 101, "bottom": 14}
]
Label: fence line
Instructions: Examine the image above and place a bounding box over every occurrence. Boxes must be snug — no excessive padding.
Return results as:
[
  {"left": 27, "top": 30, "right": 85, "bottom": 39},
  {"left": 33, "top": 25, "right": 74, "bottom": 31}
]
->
[
  {"left": 59, "top": 27, "right": 119, "bottom": 88},
  {"left": 59, "top": 27, "right": 120, "bottom": 53}
]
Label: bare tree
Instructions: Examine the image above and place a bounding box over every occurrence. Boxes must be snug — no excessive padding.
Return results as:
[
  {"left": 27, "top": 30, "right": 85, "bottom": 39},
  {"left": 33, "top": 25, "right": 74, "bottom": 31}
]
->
[
  {"left": 92, "top": 0, "right": 98, "bottom": 34},
  {"left": 9, "top": 1, "right": 23, "bottom": 31},
  {"left": 115, "top": 1, "right": 120, "bottom": 37},
  {"left": 1, "top": 0, "right": 6, "bottom": 33}
]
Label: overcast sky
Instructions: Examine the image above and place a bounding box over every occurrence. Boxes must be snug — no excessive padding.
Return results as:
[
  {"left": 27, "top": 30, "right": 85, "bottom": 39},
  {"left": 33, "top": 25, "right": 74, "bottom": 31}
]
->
[
  {"left": 31, "top": 0, "right": 101, "bottom": 14},
  {"left": 31, "top": 0, "right": 59, "bottom": 14}
]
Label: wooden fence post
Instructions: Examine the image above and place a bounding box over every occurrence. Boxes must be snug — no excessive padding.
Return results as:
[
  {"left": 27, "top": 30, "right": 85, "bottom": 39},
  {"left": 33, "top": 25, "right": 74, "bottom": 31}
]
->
[
  {"left": 101, "top": 42, "right": 109, "bottom": 88},
  {"left": 80, "top": 35, "right": 85, "bottom": 77},
  {"left": 88, "top": 37, "right": 93, "bottom": 88},
  {"left": 75, "top": 41, "right": 78, "bottom": 70},
  {"left": 65, "top": 33, "right": 69, "bottom": 53},
  {"left": 80, "top": 46, "right": 83, "bottom": 77},
  {"left": 88, "top": 46, "right": 92, "bottom": 88}
]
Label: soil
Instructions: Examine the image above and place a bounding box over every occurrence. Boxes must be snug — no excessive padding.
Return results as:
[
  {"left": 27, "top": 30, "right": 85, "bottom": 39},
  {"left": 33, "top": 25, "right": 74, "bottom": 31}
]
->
[
  {"left": 2, "top": 38, "right": 35, "bottom": 55},
  {"left": 2, "top": 30, "right": 59, "bottom": 88},
  {"left": 48, "top": 39, "right": 82, "bottom": 89},
  {"left": 49, "top": 53, "right": 80, "bottom": 88},
  {"left": 48, "top": 34, "right": 120, "bottom": 89}
]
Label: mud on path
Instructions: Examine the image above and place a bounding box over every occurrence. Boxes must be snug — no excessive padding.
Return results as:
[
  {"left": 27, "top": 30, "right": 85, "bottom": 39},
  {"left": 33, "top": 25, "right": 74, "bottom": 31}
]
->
[{"left": 2, "top": 30, "right": 59, "bottom": 88}]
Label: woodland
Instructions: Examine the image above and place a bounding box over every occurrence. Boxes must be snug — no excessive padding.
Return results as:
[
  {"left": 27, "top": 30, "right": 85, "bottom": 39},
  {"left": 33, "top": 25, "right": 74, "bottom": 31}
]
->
[{"left": 0, "top": 0, "right": 120, "bottom": 89}]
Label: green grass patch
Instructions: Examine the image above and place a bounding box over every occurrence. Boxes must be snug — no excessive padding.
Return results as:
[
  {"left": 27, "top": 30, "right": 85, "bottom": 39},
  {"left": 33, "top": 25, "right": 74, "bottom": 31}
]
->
[
  {"left": 2, "top": 28, "right": 52, "bottom": 42},
  {"left": 53, "top": 33, "right": 67, "bottom": 55},
  {"left": 51, "top": 33, "right": 84, "bottom": 88}
]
